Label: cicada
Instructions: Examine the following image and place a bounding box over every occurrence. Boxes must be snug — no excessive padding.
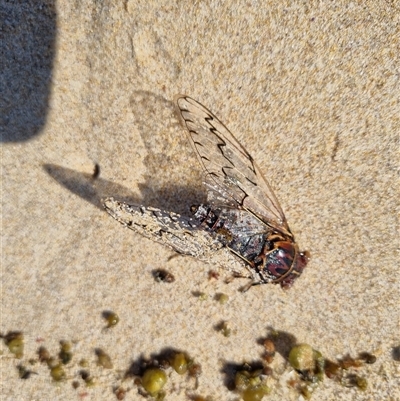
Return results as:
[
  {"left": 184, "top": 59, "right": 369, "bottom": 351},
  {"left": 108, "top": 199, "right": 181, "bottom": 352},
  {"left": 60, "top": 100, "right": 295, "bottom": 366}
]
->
[{"left": 104, "top": 95, "right": 309, "bottom": 289}]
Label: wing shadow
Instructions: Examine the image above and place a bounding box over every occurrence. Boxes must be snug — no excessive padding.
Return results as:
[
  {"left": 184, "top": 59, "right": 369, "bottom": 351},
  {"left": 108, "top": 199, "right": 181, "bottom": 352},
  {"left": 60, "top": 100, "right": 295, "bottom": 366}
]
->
[{"left": 43, "top": 163, "right": 204, "bottom": 216}]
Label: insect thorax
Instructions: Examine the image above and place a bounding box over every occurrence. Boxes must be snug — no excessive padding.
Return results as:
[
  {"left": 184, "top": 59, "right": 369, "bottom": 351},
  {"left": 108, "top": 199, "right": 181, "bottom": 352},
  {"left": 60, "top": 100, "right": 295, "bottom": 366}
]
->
[
  {"left": 191, "top": 204, "right": 308, "bottom": 288},
  {"left": 192, "top": 204, "right": 270, "bottom": 264}
]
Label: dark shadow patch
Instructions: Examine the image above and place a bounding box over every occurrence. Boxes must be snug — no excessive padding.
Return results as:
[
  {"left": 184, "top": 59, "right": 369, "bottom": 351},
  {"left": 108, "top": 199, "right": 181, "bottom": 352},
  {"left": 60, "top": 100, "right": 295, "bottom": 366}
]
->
[
  {"left": 151, "top": 269, "right": 175, "bottom": 283},
  {"left": 124, "top": 347, "right": 185, "bottom": 378},
  {"left": 392, "top": 345, "right": 400, "bottom": 362},
  {"left": 1, "top": 1, "right": 57, "bottom": 142},
  {"left": 92, "top": 163, "right": 100, "bottom": 179},
  {"left": 221, "top": 361, "right": 265, "bottom": 391},
  {"left": 43, "top": 163, "right": 204, "bottom": 215},
  {"left": 43, "top": 163, "right": 137, "bottom": 210},
  {"left": 256, "top": 327, "right": 297, "bottom": 362}
]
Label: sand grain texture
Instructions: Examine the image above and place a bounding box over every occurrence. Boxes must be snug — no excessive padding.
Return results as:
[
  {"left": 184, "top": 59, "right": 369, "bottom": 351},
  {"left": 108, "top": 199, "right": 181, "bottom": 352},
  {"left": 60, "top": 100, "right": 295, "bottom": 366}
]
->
[{"left": 1, "top": 1, "right": 399, "bottom": 400}]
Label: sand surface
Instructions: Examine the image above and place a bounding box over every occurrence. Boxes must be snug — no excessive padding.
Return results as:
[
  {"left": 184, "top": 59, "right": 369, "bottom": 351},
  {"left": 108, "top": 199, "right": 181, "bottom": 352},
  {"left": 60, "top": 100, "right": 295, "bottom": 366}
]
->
[{"left": 1, "top": 1, "right": 399, "bottom": 400}]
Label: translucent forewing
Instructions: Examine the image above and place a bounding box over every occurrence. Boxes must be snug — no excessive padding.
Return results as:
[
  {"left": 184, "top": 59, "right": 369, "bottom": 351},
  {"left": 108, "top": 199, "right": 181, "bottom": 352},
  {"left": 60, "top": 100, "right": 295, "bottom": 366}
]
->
[{"left": 175, "top": 95, "right": 290, "bottom": 235}]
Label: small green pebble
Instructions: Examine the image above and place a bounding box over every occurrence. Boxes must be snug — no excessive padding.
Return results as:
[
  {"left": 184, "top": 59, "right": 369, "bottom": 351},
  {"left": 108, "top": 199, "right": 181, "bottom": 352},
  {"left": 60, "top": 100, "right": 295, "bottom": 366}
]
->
[
  {"left": 356, "top": 376, "right": 368, "bottom": 391},
  {"left": 216, "top": 293, "right": 229, "bottom": 304},
  {"left": 79, "top": 358, "right": 89, "bottom": 367},
  {"left": 242, "top": 386, "right": 269, "bottom": 401},
  {"left": 219, "top": 321, "right": 231, "bottom": 337},
  {"left": 59, "top": 340, "right": 73, "bottom": 364},
  {"left": 248, "top": 376, "right": 262, "bottom": 387},
  {"left": 60, "top": 340, "right": 71, "bottom": 352},
  {"left": 103, "top": 311, "right": 119, "bottom": 328},
  {"left": 79, "top": 369, "right": 96, "bottom": 386},
  {"left": 235, "top": 371, "right": 251, "bottom": 391},
  {"left": 114, "top": 386, "right": 126, "bottom": 400},
  {"left": 142, "top": 368, "right": 167, "bottom": 395},
  {"left": 50, "top": 364, "right": 66, "bottom": 382},
  {"left": 313, "top": 350, "right": 325, "bottom": 381},
  {"left": 188, "top": 362, "right": 202, "bottom": 378},
  {"left": 46, "top": 357, "right": 58, "bottom": 369},
  {"left": 171, "top": 352, "right": 188, "bottom": 375},
  {"left": 8, "top": 338, "right": 24, "bottom": 358},
  {"left": 38, "top": 346, "right": 50, "bottom": 363},
  {"left": 289, "top": 344, "right": 315, "bottom": 371},
  {"left": 5, "top": 332, "right": 24, "bottom": 359},
  {"left": 85, "top": 376, "right": 96, "bottom": 387},
  {"left": 79, "top": 369, "right": 90, "bottom": 381},
  {"left": 95, "top": 349, "right": 113, "bottom": 369}
]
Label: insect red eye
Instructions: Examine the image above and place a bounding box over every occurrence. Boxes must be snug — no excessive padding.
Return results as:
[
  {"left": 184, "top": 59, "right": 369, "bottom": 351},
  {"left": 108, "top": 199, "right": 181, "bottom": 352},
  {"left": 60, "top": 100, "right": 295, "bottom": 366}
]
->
[{"left": 264, "top": 243, "right": 295, "bottom": 279}]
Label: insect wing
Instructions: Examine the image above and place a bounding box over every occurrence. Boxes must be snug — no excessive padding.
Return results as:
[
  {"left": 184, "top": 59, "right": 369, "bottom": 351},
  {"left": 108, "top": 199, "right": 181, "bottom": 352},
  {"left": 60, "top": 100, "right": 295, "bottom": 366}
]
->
[
  {"left": 103, "top": 197, "right": 224, "bottom": 259},
  {"left": 175, "top": 95, "right": 289, "bottom": 234}
]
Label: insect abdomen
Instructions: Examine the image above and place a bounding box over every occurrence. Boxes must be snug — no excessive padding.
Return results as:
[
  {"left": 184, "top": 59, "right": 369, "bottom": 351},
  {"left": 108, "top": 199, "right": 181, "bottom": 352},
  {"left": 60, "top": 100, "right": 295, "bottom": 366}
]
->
[{"left": 193, "top": 204, "right": 270, "bottom": 264}]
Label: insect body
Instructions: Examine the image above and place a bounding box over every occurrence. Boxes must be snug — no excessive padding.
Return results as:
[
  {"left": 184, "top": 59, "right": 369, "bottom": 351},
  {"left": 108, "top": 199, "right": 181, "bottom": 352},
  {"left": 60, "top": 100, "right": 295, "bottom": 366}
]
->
[{"left": 104, "top": 95, "right": 309, "bottom": 289}]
